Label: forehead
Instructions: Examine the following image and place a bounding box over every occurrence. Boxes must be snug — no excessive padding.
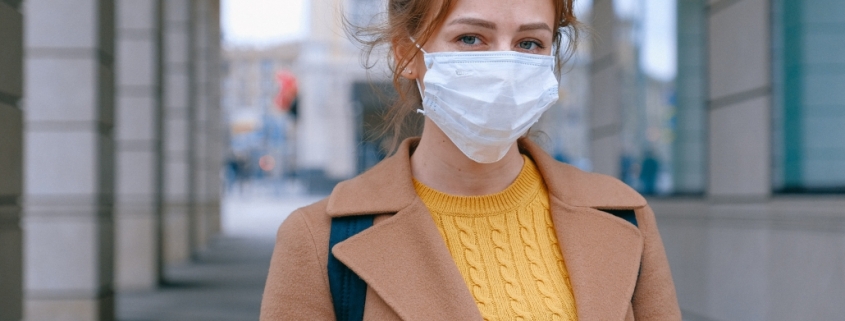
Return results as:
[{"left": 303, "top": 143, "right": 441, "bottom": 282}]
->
[{"left": 443, "top": 0, "right": 556, "bottom": 27}]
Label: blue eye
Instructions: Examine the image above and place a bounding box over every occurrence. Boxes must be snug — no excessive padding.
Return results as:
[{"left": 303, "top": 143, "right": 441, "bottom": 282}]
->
[
  {"left": 518, "top": 41, "right": 539, "bottom": 50},
  {"left": 459, "top": 35, "right": 480, "bottom": 45}
]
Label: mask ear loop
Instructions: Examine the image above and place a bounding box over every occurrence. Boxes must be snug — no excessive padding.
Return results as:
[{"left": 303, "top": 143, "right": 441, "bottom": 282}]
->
[{"left": 410, "top": 37, "right": 427, "bottom": 115}]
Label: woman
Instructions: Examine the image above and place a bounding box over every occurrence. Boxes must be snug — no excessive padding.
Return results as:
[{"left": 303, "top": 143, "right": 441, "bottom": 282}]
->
[{"left": 260, "top": 0, "right": 681, "bottom": 319}]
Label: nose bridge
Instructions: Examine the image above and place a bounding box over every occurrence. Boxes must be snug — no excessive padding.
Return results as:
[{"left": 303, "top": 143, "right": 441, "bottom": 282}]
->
[{"left": 492, "top": 36, "right": 511, "bottom": 51}]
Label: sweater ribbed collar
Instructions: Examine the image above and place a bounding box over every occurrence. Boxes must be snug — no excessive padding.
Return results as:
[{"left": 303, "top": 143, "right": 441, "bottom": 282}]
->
[{"left": 412, "top": 155, "right": 545, "bottom": 217}]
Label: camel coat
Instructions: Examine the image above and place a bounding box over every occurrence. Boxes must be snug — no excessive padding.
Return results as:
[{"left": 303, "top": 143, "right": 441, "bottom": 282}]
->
[{"left": 260, "top": 138, "right": 681, "bottom": 320}]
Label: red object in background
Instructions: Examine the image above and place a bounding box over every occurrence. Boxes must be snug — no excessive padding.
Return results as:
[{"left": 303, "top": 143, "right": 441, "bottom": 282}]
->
[
  {"left": 275, "top": 71, "right": 298, "bottom": 112},
  {"left": 259, "top": 155, "right": 276, "bottom": 172}
]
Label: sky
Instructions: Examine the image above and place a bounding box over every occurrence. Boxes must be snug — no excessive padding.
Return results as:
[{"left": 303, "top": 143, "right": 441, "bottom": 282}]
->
[
  {"left": 221, "top": 0, "right": 308, "bottom": 47},
  {"left": 639, "top": 0, "right": 677, "bottom": 82},
  {"left": 221, "top": 0, "right": 675, "bottom": 80}
]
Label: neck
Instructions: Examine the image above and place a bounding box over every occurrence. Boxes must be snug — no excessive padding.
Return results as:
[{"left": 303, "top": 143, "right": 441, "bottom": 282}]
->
[{"left": 411, "top": 118, "right": 524, "bottom": 196}]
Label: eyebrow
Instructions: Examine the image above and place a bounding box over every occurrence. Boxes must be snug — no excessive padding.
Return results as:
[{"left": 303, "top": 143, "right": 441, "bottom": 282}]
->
[
  {"left": 446, "top": 18, "right": 552, "bottom": 33},
  {"left": 448, "top": 17, "right": 497, "bottom": 30},
  {"left": 517, "top": 22, "right": 552, "bottom": 32}
]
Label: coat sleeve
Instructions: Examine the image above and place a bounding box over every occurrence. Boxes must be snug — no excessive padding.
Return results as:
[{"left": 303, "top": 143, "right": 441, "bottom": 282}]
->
[
  {"left": 631, "top": 205, "right": 682, "bottom": 320},
  {"left": 260, "top": 209, "right": 336, "bottom": 320}
]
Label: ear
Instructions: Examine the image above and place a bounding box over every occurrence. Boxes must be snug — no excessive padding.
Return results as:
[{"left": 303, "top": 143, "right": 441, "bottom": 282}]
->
[{"left": 393, "top": 37, "right": 421, "bottom": 80}]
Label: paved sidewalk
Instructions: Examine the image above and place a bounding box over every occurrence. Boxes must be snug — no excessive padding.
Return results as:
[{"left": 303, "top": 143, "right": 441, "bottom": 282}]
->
[
  {"left": 117, "top": 194, "right": 324, "bottom": 321},
  {"left": 117, "top": 236, "right": 275, "bottom": 321},
  {"left": 222, "top": 194, "right": 325, "bottom": 238}
]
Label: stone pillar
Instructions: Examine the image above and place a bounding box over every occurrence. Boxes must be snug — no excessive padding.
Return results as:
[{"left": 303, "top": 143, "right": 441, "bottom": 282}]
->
[
  {"left": 190, "top": 0, "right": 222, "bottom": 253},
  {"left": 162, "top": 0, "right": 193, "bottom": 265},
  {"left": 700, "top": 1, "right": 772, "bottom": 319},
  {"left": 23, "top": 0, "right": 116, "bottom": 319},
  {"left": 204, "top": 0, "right": 223, "bottom": 237},
  {"left": 190, "top": 0, "right": 208, "bottom": 254},
  {"left": 588, "top": 0, "right": 623, "bottom": 177},
  {"left": 707, "top": 0, "right": 771, "bottom": 200},
  {"left": 0, "top": 1, "right": 24, "bottom": 320},
  {"left": 114, "top": 0, "right": 163, "bottom": 291}
]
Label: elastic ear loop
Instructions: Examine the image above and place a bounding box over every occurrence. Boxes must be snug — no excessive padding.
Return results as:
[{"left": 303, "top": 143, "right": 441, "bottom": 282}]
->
[{"left": 410, "top": 37, "right": 428, "bottom": 115}]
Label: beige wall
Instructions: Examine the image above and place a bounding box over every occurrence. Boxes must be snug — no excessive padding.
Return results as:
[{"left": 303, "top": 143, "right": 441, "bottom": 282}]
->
[{"left": 653, "top": 197, "right": 845, "bottom": 320}]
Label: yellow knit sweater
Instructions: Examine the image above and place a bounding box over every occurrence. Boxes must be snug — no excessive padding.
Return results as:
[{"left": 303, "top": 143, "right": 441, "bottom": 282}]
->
[{"left": 413, "top": 155, "right": 578, "bottom": 321}]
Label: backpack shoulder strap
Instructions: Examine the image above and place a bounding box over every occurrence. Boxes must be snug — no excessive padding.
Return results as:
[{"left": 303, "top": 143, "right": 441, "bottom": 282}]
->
[{"left": 328, "top": 215, "right": 374, "bottom": 321}]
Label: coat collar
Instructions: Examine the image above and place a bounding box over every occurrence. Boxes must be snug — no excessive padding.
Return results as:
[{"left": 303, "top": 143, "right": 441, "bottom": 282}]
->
[{"left": 328, "top": 137, "right": 646, "bottom": 320}]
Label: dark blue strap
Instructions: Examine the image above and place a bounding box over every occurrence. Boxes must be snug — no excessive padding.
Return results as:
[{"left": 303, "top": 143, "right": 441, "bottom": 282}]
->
[
  {"left": 328, "top": 215, "right": 374, "bottom": 321},
  {"left": 600, "top": 209, "right": 638, "bottom": 227}
]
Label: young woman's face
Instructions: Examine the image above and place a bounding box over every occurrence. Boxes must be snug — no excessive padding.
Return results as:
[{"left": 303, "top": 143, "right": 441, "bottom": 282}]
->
[{"left": 406, "top": 0, "right": 556, "bottom": 80}]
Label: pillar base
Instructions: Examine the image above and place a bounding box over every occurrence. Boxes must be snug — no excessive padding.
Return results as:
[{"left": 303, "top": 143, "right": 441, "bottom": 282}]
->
[
  {"left": 164, "top": 204, "right": 190, "bottom": 265},
  {"left": 115, "top": 209, "right": 157, "bottom": 291},
  {"left": 26, "top": 295, "right": 114, "bottom": 321}
]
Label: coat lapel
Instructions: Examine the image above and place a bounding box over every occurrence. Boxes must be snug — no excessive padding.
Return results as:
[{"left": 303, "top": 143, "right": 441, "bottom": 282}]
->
[
  {"left": 551, "top": 201, "right": 643, "bottom": 320},
  {"left": 331, "top": 199, "right": 483, "bottom": 320},
  {"left": 524, "top": 138, "right": 646, "bottom": 320}
]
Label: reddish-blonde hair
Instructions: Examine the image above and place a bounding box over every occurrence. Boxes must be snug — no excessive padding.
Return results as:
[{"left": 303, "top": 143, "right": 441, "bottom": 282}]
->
[{"left": 346, "top": 0, "right": 580, "bottom": 152}]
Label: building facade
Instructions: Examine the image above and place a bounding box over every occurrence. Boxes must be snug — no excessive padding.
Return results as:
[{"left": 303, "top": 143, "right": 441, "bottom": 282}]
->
[{"left": 655, "top": 0, "right": 845, "bottom": 320}]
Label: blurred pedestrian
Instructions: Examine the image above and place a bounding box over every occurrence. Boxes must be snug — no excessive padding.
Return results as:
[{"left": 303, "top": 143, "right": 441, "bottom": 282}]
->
[
  {"left": 640, "top": 149, "right": 660, "bottom": 195},
  {"left": 261, "top": 0, "right": 680, "bottom": 319}
]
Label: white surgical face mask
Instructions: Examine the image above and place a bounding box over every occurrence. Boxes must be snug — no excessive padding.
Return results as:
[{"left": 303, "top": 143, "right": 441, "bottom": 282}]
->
[{"left": 414, "top": 46, "right": 560, "bottom": 163}]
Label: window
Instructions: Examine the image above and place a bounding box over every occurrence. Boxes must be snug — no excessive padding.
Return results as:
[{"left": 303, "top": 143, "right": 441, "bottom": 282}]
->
[{"left": 772, "top": 0, "right": 845, "bottom": 192}]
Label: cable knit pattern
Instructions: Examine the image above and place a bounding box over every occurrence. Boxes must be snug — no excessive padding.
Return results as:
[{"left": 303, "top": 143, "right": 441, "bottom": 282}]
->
[
  {"left": 414, "top": 155, "right": 577, "bottom": 321},
  {"left": 489, "top": 215, "right": 530, "bottom": 319},
  {"left": 543, "top": 203, "right": 578, "bottom": 321},
  {"left": 518, "top": 203, "right": 567, "bottom": 320},
  {"left": 453, "top": 216, "right": 493, "bottom": 316}
]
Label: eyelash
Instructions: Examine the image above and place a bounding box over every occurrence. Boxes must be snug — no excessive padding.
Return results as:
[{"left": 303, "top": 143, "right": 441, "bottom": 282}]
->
[
  {"left": 457, "top": 35, "right": 482, "bottom": 46},
  {"left": 519, "top": 40, "right": 545, "bottom": 50},
  {"left": 455, "top": 34, "right": 546, "bottom": 52}
]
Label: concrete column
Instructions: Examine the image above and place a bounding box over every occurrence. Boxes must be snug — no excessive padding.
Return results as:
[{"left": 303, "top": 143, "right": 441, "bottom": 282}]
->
[
  {"left": 114, "top": 0, "right": 163, "bottom": 291},
  {"left": 204, "top": 0, "right": 223, "bottom": 237},
  {"left": 707, "top": 0, "right": 771, "bottom": 199},
  {"left": 588, "top": 0, "right": 623, "bottom": 177},
  {"left": 0, "top": 1, "right": 24, "bottom": 320},
  {"left": 23, "top": 0, "right": 116, "bottom": 319},
  {"left": 190, "top": 0, "right": 209, "bottom": 253},
  {"left": 162, "top": 0, "right": 193, "bottom": 265},
  {"left": 190, "top": 0, "right": 222, "bottom": 254}
]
